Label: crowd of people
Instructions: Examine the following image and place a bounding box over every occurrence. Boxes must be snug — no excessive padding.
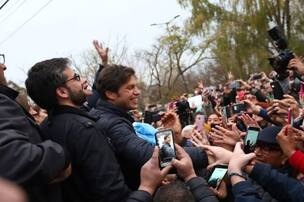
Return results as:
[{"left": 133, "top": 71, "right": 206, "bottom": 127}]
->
[{"left": 1, "top": 39, "right": 304, "bottom": 202}]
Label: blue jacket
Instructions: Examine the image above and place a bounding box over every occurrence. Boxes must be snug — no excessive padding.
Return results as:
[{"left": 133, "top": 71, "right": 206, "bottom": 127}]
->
[
  {"left": 90, "top": 99, "right": 209, "bottom": 190},
  {"left": 249, "top": 163, "right": 304, "bottom": 202},
  {"left": 232, "top": 181, "right": 261, "bottom": 202}
]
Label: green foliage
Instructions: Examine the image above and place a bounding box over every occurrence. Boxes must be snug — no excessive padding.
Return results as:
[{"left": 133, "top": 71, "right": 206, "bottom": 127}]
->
[{"left": 178, "top": 0, "right": 304, "bottom": 80}]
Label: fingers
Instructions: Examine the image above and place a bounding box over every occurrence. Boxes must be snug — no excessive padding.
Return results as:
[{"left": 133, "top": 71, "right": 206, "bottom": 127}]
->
[
  {"left": 214, "top": 125, "right": 228, "bottom": 133},
  {"left": 174, "top": 144, "right": 186, "bottom": 158},
  {"left": 151, "top": 147, "right": 159, "bottom": 161},
  {"left": 277, "top": 125, "right": 288, "bottom": 137},
  {"left": 160, "top": 164, "right": 173, "bottom": 178},
  {"left": 191, "top": 140, "right": 199, "bottom": 147},
  {"left": 200, "top": 144, "right": 211, "bottom": 151},
  {"left": 207, "top": 161, "right": 220, "bottom": 170},
  {"left": 191, "top": 135, "right": 201, "bottom": 146},
  {"left": 209, "top": 132, "right": 223, "bottom": 140},
  {"left": 233, "top": 142, "right": 243, "bottom": 153},
  {"left": 93, "top": 40, "right": 99, "bottom": 48}
]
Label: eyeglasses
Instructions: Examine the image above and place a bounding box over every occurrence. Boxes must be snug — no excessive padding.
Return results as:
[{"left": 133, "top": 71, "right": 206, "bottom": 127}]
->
[
  {"left": 63, "top": 73, "right": 81, "bottom": 84},
  {"left": 0, "top": 54, "right": 5, "bottom": 64},
  {"left": 255, "top": 143, "right": 281, "bottom": 154}
]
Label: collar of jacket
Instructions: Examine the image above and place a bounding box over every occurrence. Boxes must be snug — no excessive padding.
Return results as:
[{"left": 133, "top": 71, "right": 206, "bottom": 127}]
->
[
  {"left": 0, "top": 85, "right": 19, "bottom": 100},
  {"left": 49, "top": 105, "right": 98, "bottom": 122},
  {"left": 95, "top": 99, "right": 135, "bottom": 123}
]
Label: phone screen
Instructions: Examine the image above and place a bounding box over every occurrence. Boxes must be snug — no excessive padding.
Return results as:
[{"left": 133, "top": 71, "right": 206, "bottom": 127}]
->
[
  {"left": 155, "top": 129, "right": 176, "bottom": 168},
  {"left": 232, "top": 103, "right": 247, "bottom": 114},
  {"left": 208, "top": 166, "right": 228, "bottom": 188},
  {"left": 222, "top": 106, "right": 229, "bottom": 124},
  {"left": 195, "top": 115, "right": 205, "bottom": 132},
  {"left": 244, "top": 129, "right": 259, "bottom": 147}
]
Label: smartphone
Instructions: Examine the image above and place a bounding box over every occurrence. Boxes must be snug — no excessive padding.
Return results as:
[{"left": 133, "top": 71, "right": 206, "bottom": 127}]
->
[
  {"left": 252, "top": 74, "right": 262, "bottom": 80},
  {"left": 271, "top": 81, "right": 284, "bottom": 100},
  {"left": 243, "top": 127, "right": 260, "bottom": 154},
  {"left": 231, "top": 103, "right": 247, "bottom": 114},
  {"left": 155, "top": 129, "right": 176, "bottom": 168},
  {"left": 288, "top": 108, "right": 294, "bottom": 125},
  {"left": 221, "top": 106, "right": 230, "bottom": 126},
  {"left": 208, "top": 164, "right": 228, "bottom": 189},
  {"left": 195, "top": 115, "right": 205, "bottom": 133}
]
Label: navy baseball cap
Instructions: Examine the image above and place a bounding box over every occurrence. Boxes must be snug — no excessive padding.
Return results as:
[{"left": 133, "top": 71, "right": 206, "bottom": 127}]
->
[{"left": 257, "top": 126, "right": 282, "bottom": 146}]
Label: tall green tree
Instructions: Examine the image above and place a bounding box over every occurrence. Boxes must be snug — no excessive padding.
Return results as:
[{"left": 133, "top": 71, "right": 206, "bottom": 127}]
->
[{"left": 178, "top": 0, "right": 304, "bottom": 80}]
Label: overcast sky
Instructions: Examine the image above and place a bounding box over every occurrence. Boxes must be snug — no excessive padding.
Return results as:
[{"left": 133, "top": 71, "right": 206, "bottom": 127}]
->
[{"left": 0, "top": 0, "right": 188, "bottom": 84}]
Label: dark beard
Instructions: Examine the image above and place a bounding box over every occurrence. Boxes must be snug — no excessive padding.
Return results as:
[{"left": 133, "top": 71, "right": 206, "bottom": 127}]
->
[{"left": 66, "top": 87, "right": 86, "bottom": 106}]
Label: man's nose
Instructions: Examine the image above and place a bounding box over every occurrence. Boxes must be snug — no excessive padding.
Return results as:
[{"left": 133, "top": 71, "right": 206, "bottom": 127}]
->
[{"left": 134, "top": 86, "right": 140, "bottom": 95}]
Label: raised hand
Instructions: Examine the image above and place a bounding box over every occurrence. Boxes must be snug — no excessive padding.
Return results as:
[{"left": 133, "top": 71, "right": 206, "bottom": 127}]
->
[
  {"left": 210, "top": 125, "right": 241, "bottom": 147},
  {"left": 288, "top": 57, "right": 304, "bottom": 75},
  {"left": 276, "top": 125, "right": 297, "bottom": 158},
  {"left": 191, "top": 129, "right": 210, "bottom": 148},
  {"left": 228, "top": 142, "right": 256, "bottom": 175},
  {"left": 161, "top": 111, "right": 182, "bottom": 144},
  {"left": 239, "top": 113, "right": 260, "bottom": 129},
  {"left": 201, "top": 145, "right": 233, "bottom": 170},
  {"left": 93, "top": 40, "right": 109, "bottom": 65}
]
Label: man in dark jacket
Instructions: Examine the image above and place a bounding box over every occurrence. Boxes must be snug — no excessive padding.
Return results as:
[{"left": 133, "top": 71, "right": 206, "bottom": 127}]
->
[
  {"left": 248, "top": 126, "right": 292, "bottom": 202},
  {"left": 90, "top": 64, "right": 208, "bottom": 190},
  {"left": 0, "top": 63, "right": 69, "bottom": 202},
  {"left": 25, "top": 58, "right": 167, "bottom": 202}
]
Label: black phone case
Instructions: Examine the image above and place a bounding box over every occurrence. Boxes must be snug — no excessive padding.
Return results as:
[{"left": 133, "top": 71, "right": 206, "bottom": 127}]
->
[{"left": 271, "top": 81, "right": 284, "bottom": 100}]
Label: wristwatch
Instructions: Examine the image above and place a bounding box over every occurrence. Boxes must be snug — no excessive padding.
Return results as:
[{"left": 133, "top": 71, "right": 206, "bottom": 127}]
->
[{"left": 228, "top": 172, "right": 247, "bottom": 180}]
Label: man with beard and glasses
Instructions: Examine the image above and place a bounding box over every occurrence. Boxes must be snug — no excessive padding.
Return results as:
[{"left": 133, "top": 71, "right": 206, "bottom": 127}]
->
[{"left": 26, "top": 58, "right": 166, "bottom": 202}]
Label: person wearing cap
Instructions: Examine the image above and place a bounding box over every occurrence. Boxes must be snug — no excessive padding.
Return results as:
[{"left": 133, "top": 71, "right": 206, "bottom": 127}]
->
[
  {"left": 246, "top": 126, "right": 293, "bottom": 201},
  {"left": 254, "top": 126, "right": 289, "bottom": 169}
]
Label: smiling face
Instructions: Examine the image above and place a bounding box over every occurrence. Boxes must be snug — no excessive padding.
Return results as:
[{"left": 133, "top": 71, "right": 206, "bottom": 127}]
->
[
  {"left": 108, "top": 75, "right": 140, "bottom": 111},
  {"left": 60, "top": 67, "right": 92, "bottom": 106}
]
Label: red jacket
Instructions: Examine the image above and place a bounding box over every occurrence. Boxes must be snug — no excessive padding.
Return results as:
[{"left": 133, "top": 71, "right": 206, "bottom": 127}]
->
[{"left": 289, "top": 150, "right": 304, "bottom": 174}]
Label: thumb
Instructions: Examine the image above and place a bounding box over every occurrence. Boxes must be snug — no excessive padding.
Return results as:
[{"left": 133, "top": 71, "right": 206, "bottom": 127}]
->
[
  {"left": 172, "top": 159, "right": 182, "bottom": 169},
  {"left": 243, "top": 153, "right": 256, "bottom": 163},
  {"left": 160, "top": 165, "right": 172, "bottom": 178},
  {"left": 207, "top": 161, "right": 219, "bottom": 170}
]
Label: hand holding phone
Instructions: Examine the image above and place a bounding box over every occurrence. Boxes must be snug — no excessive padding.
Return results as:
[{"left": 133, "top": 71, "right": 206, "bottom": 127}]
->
[
  {"left": 139, "top": 147, "right": 172, "bottom": 195},
  {"left": 195, "top": 115, "right": 205, "bottom": 133},
  {"left": 171, "top": 144, "right": 197, "bottom": 182},
  {"left": 288, "top": 108, "right": 294, "bottom": 125},
  {"left": 231, "top": 103, "right": 247, "bottom": 114},
  {"left": 271, "top": 81, "right": 284, "bottom": 100},
  {"left": 208, "top": 164, "right": 228, "bottom": 189},
  {"left": 243, "top": 127, "right": 260, "bottom": 154},
  {"left": 155, "top": 129, "right": 176, "bottom": 168}
]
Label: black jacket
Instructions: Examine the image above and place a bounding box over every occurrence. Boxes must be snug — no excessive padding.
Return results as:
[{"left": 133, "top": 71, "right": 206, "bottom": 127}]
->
[
  {"left": 90, "top": 99, "right": 208, "bottom": 190},
  {"left": 185, "top": 177, "right": 218, "bottom": 202},
  {"left": 0, "top": 85, "right": 67, "bottom": 202},
  {"left": 41, "top": 106, "right": 130, "bottom": 202},
  {"left": 41, "top": 105, "right": 134, "bottom": 202}
]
